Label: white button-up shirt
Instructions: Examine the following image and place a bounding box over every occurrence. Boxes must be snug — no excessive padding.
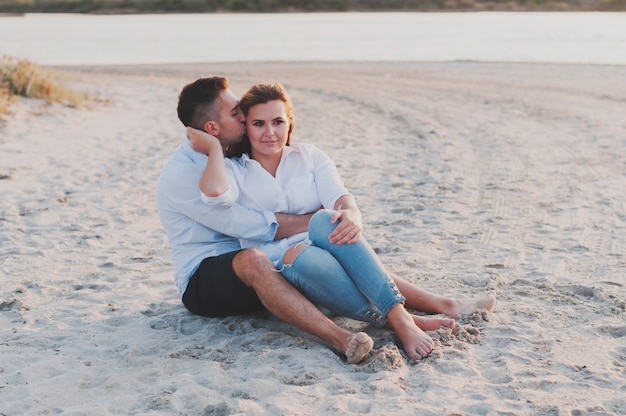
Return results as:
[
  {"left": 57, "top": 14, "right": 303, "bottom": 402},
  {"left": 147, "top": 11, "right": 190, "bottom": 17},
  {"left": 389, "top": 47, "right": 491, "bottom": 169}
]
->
[
  {"left": 156, "top": 138, "right": 279, "bottom": 295},
  {"left": 202, "top": 143, "right": 350, "bottom": 263}
]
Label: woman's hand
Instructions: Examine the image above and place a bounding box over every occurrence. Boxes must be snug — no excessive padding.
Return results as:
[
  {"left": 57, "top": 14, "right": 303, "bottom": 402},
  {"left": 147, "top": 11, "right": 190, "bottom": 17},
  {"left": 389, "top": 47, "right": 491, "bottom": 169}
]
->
[
  {"left": 328, "top": 207, "right": 363, "bottom": 245},
  {"left": 187, "top": 126, "right": 222, "bottom": 155}
]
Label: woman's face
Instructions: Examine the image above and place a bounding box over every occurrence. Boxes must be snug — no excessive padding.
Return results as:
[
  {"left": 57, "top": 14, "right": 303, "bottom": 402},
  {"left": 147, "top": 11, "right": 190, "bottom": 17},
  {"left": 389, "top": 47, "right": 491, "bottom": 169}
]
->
[{"left": 246, "top": 100, "right": 290, "bottom": 160}]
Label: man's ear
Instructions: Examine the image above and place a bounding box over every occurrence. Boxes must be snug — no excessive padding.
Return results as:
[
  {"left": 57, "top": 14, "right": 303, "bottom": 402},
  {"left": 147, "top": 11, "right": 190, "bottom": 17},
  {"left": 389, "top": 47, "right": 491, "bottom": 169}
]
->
[{"left": 203, "top": 120, "right": 219, "bottom": 136}]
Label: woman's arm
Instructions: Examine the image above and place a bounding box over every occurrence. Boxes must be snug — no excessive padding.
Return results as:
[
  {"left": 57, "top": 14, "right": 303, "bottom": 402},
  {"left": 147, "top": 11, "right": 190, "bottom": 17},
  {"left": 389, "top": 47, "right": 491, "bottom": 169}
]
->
[
  {"left": 187, "top": 126, "right": 230, "bottom": 197},
  {"left": 306, "top": 144, "right": 363, "bottom": 246}
]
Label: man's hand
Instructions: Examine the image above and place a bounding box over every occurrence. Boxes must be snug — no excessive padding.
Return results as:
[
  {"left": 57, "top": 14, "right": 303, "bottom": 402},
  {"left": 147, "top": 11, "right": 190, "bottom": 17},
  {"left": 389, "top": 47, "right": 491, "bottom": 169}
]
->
[
  {"left": 187, "top": 126, "right": 221, "bottom": 155},
  {"left": 328, "top": 206, "right": 363, "bottom": 245}
]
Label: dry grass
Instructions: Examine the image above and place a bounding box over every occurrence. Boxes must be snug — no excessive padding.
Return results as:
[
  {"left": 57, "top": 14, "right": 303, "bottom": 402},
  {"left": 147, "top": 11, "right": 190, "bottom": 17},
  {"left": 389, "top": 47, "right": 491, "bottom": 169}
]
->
[{"left": 0, "top": 55, "right": 90, "bottom": 119}]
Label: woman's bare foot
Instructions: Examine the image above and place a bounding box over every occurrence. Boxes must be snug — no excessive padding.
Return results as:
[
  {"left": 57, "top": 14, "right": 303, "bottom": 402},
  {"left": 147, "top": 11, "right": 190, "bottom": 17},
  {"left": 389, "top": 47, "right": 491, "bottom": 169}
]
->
[
  {"left": 345, "top": 332, "right": 374, "bottom": 364},
  {"left": 412, "top": 315, "right": 455, "bottom": 331},
  {"left": 388, "top": 305, "right": 434, "bottom": 360},
  {"left": 448, "top": 292, "right": 496, "bottom": 319},
  {"left": 399, "top": 325, "right": 434, "bottom": 360}
]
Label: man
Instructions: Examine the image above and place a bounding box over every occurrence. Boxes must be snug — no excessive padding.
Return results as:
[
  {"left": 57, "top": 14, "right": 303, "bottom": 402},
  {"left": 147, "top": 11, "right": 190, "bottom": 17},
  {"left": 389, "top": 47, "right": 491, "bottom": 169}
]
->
[{"left": 156, "top": 76, "right": 374, "bottom": 364}]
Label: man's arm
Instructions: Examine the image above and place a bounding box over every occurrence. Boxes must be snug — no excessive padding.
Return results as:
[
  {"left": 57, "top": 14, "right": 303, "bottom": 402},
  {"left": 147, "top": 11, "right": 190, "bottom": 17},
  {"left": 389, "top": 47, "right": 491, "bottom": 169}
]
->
[
  {"left": 274, "top": 212, "right": 316, "bottom": 240},
  {"left": 188, "top": 127, "right": 320, "bottom": 241},
  {"left": 187, "top": 127, "right": 230, "bottom": 197},
  {"left": 183, "top": 128, "right": 323, "bottom": 242}
]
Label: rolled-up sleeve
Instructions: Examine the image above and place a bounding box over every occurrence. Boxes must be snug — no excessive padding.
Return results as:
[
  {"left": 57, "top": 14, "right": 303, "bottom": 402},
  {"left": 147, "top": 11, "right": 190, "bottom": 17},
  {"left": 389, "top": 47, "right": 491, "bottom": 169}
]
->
[
  {"left": 200, "top": 183, "right": 239, "bottom": 206},
  {"left": 198, "top": 202, "right": 278, "bottom": 242}
]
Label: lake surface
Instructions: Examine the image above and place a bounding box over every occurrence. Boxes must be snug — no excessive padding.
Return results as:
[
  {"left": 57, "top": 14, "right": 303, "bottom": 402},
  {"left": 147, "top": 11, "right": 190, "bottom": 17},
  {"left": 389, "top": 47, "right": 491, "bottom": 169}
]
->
[{"left": 1, "top": 12, "right": 625, "bottom": 65}]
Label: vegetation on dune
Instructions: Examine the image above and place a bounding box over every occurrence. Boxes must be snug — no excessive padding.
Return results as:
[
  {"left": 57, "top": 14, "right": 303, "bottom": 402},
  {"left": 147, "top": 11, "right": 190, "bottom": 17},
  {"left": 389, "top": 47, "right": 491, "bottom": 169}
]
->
[
  {"left": 0, "top": 0, "right": 624, "bottom": 13},
  {"left": 0, "top": 56, "right": 90, "bottom": 119}
]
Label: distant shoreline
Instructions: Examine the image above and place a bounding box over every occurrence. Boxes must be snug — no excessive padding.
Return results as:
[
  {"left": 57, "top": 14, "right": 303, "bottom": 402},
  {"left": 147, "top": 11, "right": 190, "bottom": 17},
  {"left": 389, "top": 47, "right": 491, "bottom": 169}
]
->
[
  {"left": 1, "top": 0, "right": 625, "bottom": 14},
  {"left": 4, "top": 13, "right": 625, "bottom": 66}
]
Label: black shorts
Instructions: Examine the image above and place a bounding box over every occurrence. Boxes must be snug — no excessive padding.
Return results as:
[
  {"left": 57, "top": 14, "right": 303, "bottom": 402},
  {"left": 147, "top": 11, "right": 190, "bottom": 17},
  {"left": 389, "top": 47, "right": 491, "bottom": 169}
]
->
[{"left": 182, "top": 250, "right": 265, "bottom": 317}]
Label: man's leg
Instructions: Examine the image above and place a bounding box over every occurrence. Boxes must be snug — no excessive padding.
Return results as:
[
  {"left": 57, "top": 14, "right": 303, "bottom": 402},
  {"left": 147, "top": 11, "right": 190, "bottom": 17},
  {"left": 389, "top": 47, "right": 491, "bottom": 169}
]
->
[
  {"left": 391, "top": 274, "right": 496, "bottom": 318},
  {"left": 232, "top": 248, "right": 373, "bottom": 364}
]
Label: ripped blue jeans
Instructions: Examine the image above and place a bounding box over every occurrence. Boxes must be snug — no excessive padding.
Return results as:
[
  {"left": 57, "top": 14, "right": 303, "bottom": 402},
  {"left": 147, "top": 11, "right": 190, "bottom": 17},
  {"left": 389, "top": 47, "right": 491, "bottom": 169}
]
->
[{"left": 277, "top": 210, "right": 405, "bottom": 327}]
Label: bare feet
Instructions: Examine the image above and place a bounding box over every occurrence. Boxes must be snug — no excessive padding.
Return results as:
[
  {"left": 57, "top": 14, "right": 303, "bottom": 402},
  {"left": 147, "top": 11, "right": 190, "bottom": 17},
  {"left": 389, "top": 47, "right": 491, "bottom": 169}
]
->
[
  {"left": 448, "top": 292, "right": 496, "bottom": 319},
  {"left": 345, "top": 332, "right": 374, "bottom": 364},
  {"left": 397, "top": 325, "right": 434, "bottom": 360},
  {"left": 412, "top": 315, "right": 455, "bottom": 331},
  {"left": 388, "top": 305, "right": 434, "bottom": 360}
]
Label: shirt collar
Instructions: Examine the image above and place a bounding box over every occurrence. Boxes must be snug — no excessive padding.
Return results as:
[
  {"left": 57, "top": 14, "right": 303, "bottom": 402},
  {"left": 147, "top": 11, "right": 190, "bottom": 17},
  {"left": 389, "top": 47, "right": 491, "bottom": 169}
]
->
[{"left": 239, "top": 144, "right": 299, "bottom": 167}]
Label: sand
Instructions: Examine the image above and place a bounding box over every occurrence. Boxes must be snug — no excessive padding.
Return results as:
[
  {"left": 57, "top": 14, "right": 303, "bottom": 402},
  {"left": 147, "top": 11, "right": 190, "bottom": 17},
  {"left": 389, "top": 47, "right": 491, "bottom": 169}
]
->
[{"left": 1, "top": 62, "right": 625, "bottom": 415}]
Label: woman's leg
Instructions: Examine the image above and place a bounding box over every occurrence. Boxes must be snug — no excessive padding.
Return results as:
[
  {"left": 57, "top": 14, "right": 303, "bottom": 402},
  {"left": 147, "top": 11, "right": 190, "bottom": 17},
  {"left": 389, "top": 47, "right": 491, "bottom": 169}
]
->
[
  {"left": 279, "top": 245, "right": 389, "bottom": 327},
  {"left": 280, "top": 243, "right": 451, "bottom": 334},
  {"left": 308, "top": 210, "right": 405, "bottom": 317},
  {"left": 386, "top": 304, "right": 435, "bottom": 360},
  {"left": 308, "top": 210, "right": 437, "bottom": 360}
]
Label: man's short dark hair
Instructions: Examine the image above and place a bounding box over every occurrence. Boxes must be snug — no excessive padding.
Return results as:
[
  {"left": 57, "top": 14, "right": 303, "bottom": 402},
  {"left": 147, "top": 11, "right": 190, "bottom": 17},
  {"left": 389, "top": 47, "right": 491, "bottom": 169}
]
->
[{"left": 177, "top": 76, "right": 229, "bottom": 129}]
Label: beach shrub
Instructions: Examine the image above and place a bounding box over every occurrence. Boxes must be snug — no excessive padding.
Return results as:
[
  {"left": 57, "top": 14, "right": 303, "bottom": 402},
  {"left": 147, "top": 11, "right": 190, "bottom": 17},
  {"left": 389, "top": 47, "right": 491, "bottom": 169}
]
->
[{"left": 0, "top": 55, "right": 89, "bottom": 118}]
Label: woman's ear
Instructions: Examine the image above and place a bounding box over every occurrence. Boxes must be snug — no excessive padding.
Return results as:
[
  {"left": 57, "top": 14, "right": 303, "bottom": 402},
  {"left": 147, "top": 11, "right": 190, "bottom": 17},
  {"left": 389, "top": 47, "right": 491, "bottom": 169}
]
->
[{"left": 203, "top": 120, "right": 219, "bottom": 136}]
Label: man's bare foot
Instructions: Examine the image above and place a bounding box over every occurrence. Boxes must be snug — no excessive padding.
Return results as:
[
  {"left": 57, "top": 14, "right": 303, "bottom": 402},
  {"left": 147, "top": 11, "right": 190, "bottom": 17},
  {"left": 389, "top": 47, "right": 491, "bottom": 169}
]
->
[
  {"left": 345, "top": 332, "right": 374, "bottom": 364},
  {"left": 448, "top": 292, "right": 496, "bottom": 319},
  {"left": 412, "top": 315, "right": 455, "bottom": 331}
]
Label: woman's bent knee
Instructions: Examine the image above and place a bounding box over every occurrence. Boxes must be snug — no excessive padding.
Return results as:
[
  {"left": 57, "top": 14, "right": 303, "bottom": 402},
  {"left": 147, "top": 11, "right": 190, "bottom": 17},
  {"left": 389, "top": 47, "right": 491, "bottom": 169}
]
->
[
  {"left": 310, "top": 209, "right": 333, "bottom": 227},
  {"left": 309, "top": 210, "right": 336, "bottom": 242}
]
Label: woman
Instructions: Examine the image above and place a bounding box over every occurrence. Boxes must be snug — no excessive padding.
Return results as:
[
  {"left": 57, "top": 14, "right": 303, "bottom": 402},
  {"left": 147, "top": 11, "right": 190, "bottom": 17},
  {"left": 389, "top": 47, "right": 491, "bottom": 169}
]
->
[{"left": 188, "top": 82, "right": 493, "bottom": 361}]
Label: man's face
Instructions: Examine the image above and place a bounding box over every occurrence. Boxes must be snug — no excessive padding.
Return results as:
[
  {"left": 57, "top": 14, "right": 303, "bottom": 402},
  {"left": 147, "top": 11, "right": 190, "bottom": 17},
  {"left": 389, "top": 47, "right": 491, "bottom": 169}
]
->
[{"left": 214, "top": 89, "right": 246, "bottom": 147}]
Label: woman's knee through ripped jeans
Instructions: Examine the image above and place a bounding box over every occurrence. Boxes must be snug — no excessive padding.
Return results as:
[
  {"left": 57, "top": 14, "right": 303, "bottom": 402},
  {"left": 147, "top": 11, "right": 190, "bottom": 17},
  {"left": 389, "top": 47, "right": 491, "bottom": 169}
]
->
[{"left": 278, "top": 209, "right": 405, "bottom": 327}]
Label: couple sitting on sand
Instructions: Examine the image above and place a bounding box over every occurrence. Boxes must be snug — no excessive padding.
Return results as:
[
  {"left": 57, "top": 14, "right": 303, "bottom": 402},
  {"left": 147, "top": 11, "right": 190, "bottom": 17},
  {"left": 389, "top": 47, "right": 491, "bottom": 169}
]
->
[{"left": 156, "top": 76, "right": 496, "bottom": 363}]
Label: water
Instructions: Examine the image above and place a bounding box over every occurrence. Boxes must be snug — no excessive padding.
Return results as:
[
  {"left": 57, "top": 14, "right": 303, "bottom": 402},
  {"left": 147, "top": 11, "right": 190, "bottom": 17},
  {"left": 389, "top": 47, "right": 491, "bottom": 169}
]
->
[{"left": 1, "top": 12, "right": 625, "bottom": 65}]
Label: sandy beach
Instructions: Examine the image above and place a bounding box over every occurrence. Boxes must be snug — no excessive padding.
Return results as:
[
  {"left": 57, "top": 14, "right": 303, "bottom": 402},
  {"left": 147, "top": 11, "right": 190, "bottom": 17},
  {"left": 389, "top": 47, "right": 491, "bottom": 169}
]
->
[{"left": 1, "top": 61, "right": 625, "bottom": 415}]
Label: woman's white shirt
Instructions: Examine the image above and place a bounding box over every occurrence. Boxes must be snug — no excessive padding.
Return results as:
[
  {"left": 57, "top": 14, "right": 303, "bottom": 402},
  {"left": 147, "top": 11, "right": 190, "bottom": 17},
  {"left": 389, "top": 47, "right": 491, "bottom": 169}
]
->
[{"left": 200, "top": 143, "right": 350, "bottom": 263}]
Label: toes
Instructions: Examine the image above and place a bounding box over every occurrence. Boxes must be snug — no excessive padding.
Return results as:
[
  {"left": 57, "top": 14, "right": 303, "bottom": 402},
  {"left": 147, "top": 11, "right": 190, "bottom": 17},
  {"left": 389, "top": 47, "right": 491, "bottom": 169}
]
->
[
  {"left": 346, "top": 332, "right": 374, "bottom": 364},
  {"left": 418, "top": 341, "right": 434, "bottom": 359}
]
